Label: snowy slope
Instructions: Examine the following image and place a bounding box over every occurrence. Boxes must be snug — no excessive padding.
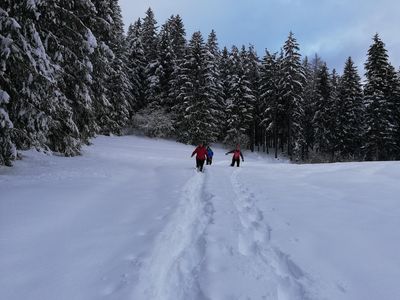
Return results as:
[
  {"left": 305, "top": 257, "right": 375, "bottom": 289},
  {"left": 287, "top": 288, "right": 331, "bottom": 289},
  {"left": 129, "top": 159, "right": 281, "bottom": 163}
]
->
[{"left": 1, "top": 135, "right": 400, "bottom": 300}]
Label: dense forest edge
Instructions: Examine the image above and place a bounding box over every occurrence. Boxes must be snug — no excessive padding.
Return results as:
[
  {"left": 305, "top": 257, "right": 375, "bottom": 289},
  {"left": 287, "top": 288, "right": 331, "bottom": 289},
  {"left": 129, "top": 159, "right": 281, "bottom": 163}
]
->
[{"left": 1, "top": 1, "right": 400, "bottom": 167}]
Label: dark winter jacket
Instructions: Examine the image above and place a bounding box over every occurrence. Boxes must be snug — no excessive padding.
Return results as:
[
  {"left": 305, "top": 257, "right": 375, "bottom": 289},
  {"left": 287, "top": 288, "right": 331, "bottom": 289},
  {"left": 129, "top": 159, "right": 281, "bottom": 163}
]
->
[
  {"left": 207, "top": 148, "right": 214, "bottom": 158},
  {"left": 226, "top": 149, "right": 244, "bottom": 160},
  {"left": 192, "top": 146, "right": 208, "bottom": 160}
]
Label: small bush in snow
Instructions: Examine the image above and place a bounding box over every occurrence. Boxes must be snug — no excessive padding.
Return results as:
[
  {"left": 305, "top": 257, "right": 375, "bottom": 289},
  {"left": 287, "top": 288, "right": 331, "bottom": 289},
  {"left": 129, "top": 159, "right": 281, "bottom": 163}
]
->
[{"left": 132, "top": 107, "right": 174, "bottom": 138}]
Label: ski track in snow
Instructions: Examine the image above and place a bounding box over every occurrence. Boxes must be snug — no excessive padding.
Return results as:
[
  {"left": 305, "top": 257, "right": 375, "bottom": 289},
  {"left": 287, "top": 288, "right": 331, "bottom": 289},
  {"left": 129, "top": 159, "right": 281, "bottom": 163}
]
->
[{"left": 132, "top": 170, "right": 214, "bottom": 300}]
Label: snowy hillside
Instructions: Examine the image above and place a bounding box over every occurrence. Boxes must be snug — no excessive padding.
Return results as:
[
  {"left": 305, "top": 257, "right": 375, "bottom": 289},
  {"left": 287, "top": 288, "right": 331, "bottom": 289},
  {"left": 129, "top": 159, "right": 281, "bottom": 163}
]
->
[{"left": 1, "top": 135, "right": 400, "bottom": 300}]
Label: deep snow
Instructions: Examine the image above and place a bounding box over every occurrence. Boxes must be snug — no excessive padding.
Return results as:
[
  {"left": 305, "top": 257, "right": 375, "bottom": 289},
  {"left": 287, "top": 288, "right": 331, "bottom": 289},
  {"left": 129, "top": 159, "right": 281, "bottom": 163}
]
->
[{"left": 1, "top": 135, "right": 400, "bottom": 300}]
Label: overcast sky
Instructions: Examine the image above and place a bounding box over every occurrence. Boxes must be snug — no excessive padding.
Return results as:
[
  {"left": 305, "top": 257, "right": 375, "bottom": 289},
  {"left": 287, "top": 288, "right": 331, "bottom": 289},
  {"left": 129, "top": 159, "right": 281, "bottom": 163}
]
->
[{"left": 119, "top": 0, "right": 400, "bottom": 74}]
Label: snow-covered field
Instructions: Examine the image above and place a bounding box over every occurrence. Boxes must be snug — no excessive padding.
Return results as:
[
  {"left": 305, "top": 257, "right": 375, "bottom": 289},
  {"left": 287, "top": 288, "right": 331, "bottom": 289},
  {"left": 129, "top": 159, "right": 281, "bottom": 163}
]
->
[{"left": 1, "top": 135, "right": 400, "bottom": 300}]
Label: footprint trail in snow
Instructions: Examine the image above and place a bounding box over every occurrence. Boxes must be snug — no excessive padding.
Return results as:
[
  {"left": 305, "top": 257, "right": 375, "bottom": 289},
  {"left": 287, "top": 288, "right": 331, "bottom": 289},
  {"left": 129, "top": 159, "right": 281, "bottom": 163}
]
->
[
  {"left": 133, "top": 163, "right": 319, "bottom": 299},
  {"left": 132, "top": 171, "right": 214, "bottom": 300}
]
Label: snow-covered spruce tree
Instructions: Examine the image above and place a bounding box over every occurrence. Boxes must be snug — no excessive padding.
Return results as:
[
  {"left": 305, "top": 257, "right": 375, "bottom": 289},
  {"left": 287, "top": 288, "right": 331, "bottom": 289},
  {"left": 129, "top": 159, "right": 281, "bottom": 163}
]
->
[
  {"left": 42, "top": 0, "right": 99, "bottom": 145},
  {"left": 33, "top": 0, "right": 84, "bottom": 156},
  {"left": 218, "top": 46, "right": 231, "bottom": 140},
  {"left": 1, "top": 1, "right": 82, "bottom": 160},
  {"left": 1, "top": 1, "right": 53, "bottom": 153},
  {"left": 204, "top": 30, "right": 224, "bottom": 139},
  {"left": 0, "top": 7, "right": 20, "bottom": 166},
  {"left": 387, "top": 64, "right": 400, "bottom": 159},
  {"left": 157, "top": 17, "right": 177, "bottom": 109},
  {"left": 141, "top": 8, "right": 161, "bottom": 106},
  {"left": 90, "top": 0, "right": 117, "bottom": 134},
  {"left": 0, "top": 90, "right": 14, "bottom": 166},
  {"left": 363, "top": 34, "right": 396, "bottom": 160},
  {"left": 173, "top": 31, "right": 218, "bottom": 144},
  {"left": 336, "top": 57, "right": 364, "bottom": 159},
  {"left": 259, "top": 50, "right": 281, "bottom": 157},
  {"left": 302, "top": 57, "right": 315, "bottom": 158},
  {"left": 395, "top": 68, "right": 400, "bottom": 158},
  {"left": 167, "top": 15, "right": 187, "bottom": 111},
  {"left": 280, "top": 32, "right": 306, "bottom": 160},
  {"left": 239, "top": 46, "right": 257, "bottom": 135},
  {"left": 0, "top": 7, "right": 14, "bottom": 166},
  {"left": 103, "top": 0, "right": 133, "bottom": 133},
  {"left": 302, "top": 54, "right": 325, "bottom": 158},
  {"left": 330, "top": 69, "right": 341, "bottom": 159},
  {"left": 141, "top": 7, "right": 158, "bottom": 65},
  {"left": 243, "top": 45, "right": 261, "bottom": 151},
  {"left": 223, "top": 45, "right": 255, "bottom": 147},
  {"left": 169, "top": 15, "right": 186, "bottom": 59},
  {"left": 313, "top": 63, "right": 338, "bottom": 159},
  {"left": 126, "top": 19, "right": 146, "bottom": 110}
]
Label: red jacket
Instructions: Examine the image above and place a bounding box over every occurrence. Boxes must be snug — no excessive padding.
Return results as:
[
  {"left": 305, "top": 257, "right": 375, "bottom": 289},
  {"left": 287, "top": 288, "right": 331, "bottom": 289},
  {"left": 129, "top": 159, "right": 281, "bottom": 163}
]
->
[{"left": 192, "top": 146, "right": 208, "bottom": 160}]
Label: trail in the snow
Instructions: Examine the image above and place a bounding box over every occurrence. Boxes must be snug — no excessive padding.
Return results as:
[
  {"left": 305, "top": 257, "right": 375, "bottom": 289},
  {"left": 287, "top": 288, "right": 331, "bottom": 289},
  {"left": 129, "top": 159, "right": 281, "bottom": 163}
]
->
[
  {"left": 230, "top": 168, "right": 317, "bottom": 299},
  {"left": 132, "top": 171, "right": 214, "bottom": 300}
]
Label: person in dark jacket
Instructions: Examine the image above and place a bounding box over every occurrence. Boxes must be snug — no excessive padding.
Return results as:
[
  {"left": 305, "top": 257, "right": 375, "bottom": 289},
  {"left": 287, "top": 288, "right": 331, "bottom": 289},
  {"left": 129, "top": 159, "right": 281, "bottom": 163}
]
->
[
  {"left": 191, "top": 142, "right": 208, "bottom": 172},
  {"left": 206, "top": 146, "right": 214, "bottom": 165},
  {"left": 225, "top": 144, "right": 244, "bottom": 167}
]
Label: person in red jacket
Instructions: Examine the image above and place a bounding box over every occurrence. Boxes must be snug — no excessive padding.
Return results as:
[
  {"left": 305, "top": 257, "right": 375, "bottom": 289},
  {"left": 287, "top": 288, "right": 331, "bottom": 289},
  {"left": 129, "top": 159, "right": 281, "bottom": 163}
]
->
[
  {"left": 191, "top": 142, "right": 208, "bottom": 172},
  {"left": 225, "top": 144, "right": 244, "bottom": 167}
]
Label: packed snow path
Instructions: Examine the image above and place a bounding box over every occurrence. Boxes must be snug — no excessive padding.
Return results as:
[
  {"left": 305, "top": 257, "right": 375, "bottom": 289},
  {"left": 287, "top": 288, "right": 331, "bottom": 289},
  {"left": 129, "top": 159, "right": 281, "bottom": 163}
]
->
[
  {"left": 1, "top": 135, "right": 400, "bottom": 300},
  {"left": 134, "top": 164, "right": 312, "bottom": 299}
]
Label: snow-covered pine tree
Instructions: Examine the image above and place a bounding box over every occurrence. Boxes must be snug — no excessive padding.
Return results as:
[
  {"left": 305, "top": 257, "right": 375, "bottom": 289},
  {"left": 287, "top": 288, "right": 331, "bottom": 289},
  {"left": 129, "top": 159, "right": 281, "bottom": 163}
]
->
[
  {"left": 204, "top": 30, "right": 224, "bottom": 140},
  {"left": 386, "top": 64, "right": 400, "bottom": 159},
  {"left": 395, "top": 68, "right": 400, "bottom": 158},
  {"left": 302, "top": 54, "right": 325, "bottom": 158},
  {"left": 174, "top": 31, "right": 217, "bottom": 144},
  {"left": 157, "top": 17, "right": 177, "bottom": 109},
  {"left": 223, "top": 45, "right": 255, "bottom": 147},
  {"left": 33, "top": 0, "right": 84, "bottom": 156},
  {"left": 217, "top": 47, "right": 231, "bottom": 140},
  {"left": 0, "top": 9, "right": 15, "bottom": 165},
  {"left": 1, "top": 6, "right": 21, "bottom": 166},
  {"left": 1, "top": 0, "right": 83, "bottom": 161},
  {"left": 103, "top": 0, "right": 133, "bottom": 133},
  {"left": 280, "top": 32, "right": 306, "bottom": 160},
  {"left": 336, "top": 57, "right": 364, "bottom": 159},
  {"left": 1, "top": 1, "right": 53, "bottom": 153},
  {"left": 141, "top": 8, "right": 158, "bottom": 65},
  {"left": 0, "top": 90, "right": 14, "bottom": 166},
  {"left": 364, "top": 34, "right": 396, "bottom": 160},
  {"left": 243, "top": 45, "right": 260, "bottom": 151},
  {"left": 313, "top": 63, "right": 338, "bottom": 159},
  {"left": 259, "top": 50, "right": 281, "bottom": 157},
  {"left": 302, "top": 56, "right": 315, "bottom": 158},
  {"left": 90, "top": 0, "right": 117, "bottom": 134},
  {"left": 169, "top": 15, "right": 186, "bottom": 59},
  {"left": 141, "top": 8, "right": 161, "bottom": 106},
  {"left": 330, "top": 69, "right": 340, "bottom": 159},
  {"left": 44, "top": 0, "right": 99, "bottom": 144},
  {"left": 167, "top": 15, "right": 186, "bottom": 111},
  {"left": 239, "top": 46, "right": 257, "bottom": 134},
  {"left": 0, "top": 7, "right": 14, "bottom": 166},
  {"left": 126, "top": 19, "right": 146, "bottom": 110}
]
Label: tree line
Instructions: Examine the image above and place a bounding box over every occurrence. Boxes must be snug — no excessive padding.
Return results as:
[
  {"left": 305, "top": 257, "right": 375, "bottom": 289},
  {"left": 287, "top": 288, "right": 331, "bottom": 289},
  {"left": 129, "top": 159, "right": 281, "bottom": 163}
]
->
[{"left": 1, "top": 3, "right": 399, "bottom": 166}]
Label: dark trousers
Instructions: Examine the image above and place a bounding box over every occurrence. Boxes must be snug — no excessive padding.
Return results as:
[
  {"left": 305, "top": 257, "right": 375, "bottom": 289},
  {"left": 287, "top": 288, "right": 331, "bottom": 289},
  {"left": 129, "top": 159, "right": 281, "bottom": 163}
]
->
[
  {"left": 196, "top": 159, "right": 206, "bottom": 172},
  {"left": 206, "top": 157, "right": 212, "bottom": 165},
  {"left": 231, "top": 158, "right": 240, "bottom": 167}
]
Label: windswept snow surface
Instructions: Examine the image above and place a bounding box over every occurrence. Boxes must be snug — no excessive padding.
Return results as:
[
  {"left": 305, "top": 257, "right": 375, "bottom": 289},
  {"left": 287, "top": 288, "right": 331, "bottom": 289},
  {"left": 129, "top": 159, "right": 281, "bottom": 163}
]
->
[{"left": 1, "top": 135, "right": 400, "bottom": 300}]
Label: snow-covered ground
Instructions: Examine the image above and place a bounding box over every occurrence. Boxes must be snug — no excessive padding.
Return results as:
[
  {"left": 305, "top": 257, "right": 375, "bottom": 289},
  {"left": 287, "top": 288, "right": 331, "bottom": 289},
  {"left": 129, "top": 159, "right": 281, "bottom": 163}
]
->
[{"left": 1, "top": 135, "right": 400, "bottom": 300}]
